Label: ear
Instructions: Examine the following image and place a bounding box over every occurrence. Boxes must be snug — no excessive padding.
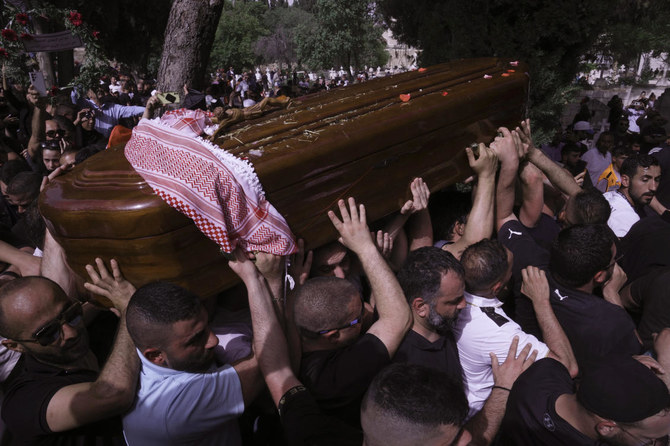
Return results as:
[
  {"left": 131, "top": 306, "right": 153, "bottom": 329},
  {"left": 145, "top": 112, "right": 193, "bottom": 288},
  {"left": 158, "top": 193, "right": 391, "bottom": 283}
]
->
[
  {"left": 143, "top": 348, "right": 166, "bottom": 366},
  {"left": 491, "top": 280, "right": 505, "bottom": 296},
  {"left": 595, "top": 420, "right": 618, "bottom": 438},
  {"left": 411, "top": 297, "right": 428, "bottom": 318},
  {"left": 593, "top": 269, "right": 609, "bottom": 285},
  {"left": 455, "top": 221, "right": 466, "bottom": 237},
  {"left": 322, "top": 330, "right": 341, "bottom": 344},
  {"left": 621, "top": 173, "right": 631, "bottom": 188},
  {"left": 1, "top": 338, "right": 26, "bottom": 354}
]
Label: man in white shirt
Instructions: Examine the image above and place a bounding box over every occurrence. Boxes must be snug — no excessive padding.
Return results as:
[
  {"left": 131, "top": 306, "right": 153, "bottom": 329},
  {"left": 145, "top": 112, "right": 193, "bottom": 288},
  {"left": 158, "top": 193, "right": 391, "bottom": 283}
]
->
[
  {"left": 453, "top": 239, "right": 578, "bottom": 417},
  {"left": 603, "top": 153, "right": 661, "bottom": 237}
]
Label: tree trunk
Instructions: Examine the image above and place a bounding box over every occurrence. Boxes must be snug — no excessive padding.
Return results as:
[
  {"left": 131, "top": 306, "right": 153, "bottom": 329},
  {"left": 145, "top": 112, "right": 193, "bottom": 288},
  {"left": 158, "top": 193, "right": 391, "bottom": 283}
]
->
[
  {"left": 32, "top": 15, "right": 56, "bottom": 88},
  {"left": 157, "top": 0, "right": 225, "bottom": 92}
]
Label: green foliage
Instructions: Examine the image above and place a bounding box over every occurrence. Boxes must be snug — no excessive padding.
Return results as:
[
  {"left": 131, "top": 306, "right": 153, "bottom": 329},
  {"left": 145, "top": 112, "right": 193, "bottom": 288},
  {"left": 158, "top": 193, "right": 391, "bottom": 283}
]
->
[
  {"left": 41, "top": 0, "right": 170, "bottom": 76},
  {"left": 295, "top": 0, "right": 387, "bottom": 72},
  {"left": 255, "top": 6, "right": 314, "bottom": 69},
  {"left": 377, "top": 0, "right": 670, "bottom": 137},
  {"left": 209, "top": 1, "right": 269, "bottom": 71}
]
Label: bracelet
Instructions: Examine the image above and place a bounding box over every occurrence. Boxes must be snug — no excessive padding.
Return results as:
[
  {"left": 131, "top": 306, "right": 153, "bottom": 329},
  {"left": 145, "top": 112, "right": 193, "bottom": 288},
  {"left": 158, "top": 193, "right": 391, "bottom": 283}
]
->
[{"left": 492, "top": 385, "right": 511, "bottom": 392}]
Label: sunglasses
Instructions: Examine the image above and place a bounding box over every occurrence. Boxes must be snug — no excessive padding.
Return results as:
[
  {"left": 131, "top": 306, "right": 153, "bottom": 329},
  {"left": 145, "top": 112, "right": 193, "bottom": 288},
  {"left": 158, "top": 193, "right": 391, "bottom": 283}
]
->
[
  {"left": 14, "top": 301, "right": 84, "bottom": 346},
  {"left": 45, "top": 129, "right": 64, "bottom": 139},
  {"left": 317, "top": 303, "right": 364, "bottom": 335}
]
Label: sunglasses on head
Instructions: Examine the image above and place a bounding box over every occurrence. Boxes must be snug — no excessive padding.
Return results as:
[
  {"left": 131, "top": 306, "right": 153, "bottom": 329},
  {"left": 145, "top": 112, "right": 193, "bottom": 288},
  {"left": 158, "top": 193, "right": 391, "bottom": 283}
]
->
[{"left": 14, "top": 301, "right": 84, "bottom": 346}]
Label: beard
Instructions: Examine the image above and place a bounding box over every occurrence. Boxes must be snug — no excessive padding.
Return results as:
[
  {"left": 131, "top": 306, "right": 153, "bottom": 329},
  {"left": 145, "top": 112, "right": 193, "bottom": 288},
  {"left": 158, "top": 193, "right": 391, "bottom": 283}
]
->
[{"left": 427, "top": 304, "right": 458, "bottom": 336}]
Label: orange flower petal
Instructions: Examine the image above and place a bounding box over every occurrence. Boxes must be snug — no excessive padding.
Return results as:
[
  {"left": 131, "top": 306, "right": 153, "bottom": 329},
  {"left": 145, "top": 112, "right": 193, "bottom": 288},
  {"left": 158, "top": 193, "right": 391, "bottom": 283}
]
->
[
  {"left": 442, "top": 91, "right": 449, "bottom": 96},
  {"left": 399, "top": 94, "right": 411, "bottom": 102},
  {"left": 418, "top": 68, "right": 427, "bottom": 72},
  {"left": 501, "top": 73, "right": 510, "bottom": 77},
  {"left": 507, "top": 69, "right": 515, "bottom": 73}
]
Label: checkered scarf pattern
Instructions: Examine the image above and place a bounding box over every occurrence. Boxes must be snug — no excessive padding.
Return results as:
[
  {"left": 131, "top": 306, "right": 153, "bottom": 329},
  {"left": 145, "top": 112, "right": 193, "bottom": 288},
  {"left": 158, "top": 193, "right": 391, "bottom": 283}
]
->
[
  {"left": 159, "top": 108, "right": 215, "bottom": 137},
  {"left": 124, "top": 117, "right": 296, "bottom": 255}
]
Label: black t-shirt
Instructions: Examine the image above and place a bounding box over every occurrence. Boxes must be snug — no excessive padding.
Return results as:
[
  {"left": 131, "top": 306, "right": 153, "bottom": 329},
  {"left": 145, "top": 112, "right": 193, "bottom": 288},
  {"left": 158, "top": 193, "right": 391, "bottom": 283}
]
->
[
  {"left": 499, "top": 220, "right": 551, "bottom": 338},
  {"left": 393, "top": 329, "right": 463, "bottom": 390},
  {"left": 651, "top": 146, "right": 670, "bottom": 208},
  {"left": 620, "top": 213, "right": 670, "bottom": 283},
  {"left": 546, "top": 273, "right": 642, "bottom": 369},
  {"left": 278, "top": 385, "right": 363, "bottom": 446},
  {"left": 499, "top": 358, "right": 605, "bottom": 445},
  {"left": 2, "top": 355, "right": 125, "bottom": 446},
  {"left": 299, "top": 333, "right": 391, "bottom": 427},
  {"left": 630, "top": 266, "right": 670, "bottom": 350},
  {"left": 525, "top": 213, "right": 561, "bottom": 252}
]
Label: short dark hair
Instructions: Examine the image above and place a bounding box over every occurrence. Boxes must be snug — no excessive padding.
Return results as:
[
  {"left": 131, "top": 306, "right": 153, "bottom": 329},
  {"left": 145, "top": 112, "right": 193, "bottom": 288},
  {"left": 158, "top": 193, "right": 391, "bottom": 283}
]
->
[
  {"left": 460, "top": 239, "right": 508, "bottom": 293},
  {"left": 570, "top": 188, "right": 611, "bottom": 225},
  {"left": 362, "top": 363, "right": 468, "bottom": 430},
  {"left": 549, "top": 224, "right": 614, "bottom": 288},
  {"left": 397, "top": 247, "right": 463, "bottom": 306},
  {"left": 620, "top": 153, "right": 660, "bottom": 179},
  {"left": 293, "top": 276, "right": 360, "bottom": 338},
  {"left": 126, "top": 282, "right": 202, "bottom": 349},
  {"left": 6, "top": 172, "right": 41, "bottom": 200},
  {"left": 1, "top": 159, "right": 30, "bottom": 185},
  {"left": 561, "top": 142, "right": 582, "bottom": 157},
  {"left": 429, "top": 189, "right": 471, "bottom": 242}
]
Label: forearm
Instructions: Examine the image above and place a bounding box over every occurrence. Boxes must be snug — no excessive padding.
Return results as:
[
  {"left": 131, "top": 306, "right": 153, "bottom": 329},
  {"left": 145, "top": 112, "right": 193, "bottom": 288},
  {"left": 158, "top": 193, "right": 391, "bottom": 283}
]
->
[
  {"left": 519, "top": 169, "right": 544, "bottom": 228},
  {"left": 496, "top": 155, "right": 519, "bottom": 222},
  {"left": 462, "top": 175, "right": 496, "bottom": 245},
  {"left": 0, "top": 240, "right": 40, "bottom": 275},
  {"left": 246, "top": 272, "right": 299, "bottom": 406},
  {"left": 465, "top": 388, "right": 509, "bottom": 446},
  {"left": 92, "top": 317, "right": 138, "bottom": 403},
  {"left": 407, "top": 210, "right": 433, "bottom": 250},
  {"left": 533, "top": 300, "right": 578, "bottom": 377},
  {"left": 360, "top": 245, "right": 409, "bottom": 319},
  {"left": 28, "top": 107, "right": 45, "bottom": 158},
  {"left": 528, "top": 149, "right": 581, "bottom": 197}
]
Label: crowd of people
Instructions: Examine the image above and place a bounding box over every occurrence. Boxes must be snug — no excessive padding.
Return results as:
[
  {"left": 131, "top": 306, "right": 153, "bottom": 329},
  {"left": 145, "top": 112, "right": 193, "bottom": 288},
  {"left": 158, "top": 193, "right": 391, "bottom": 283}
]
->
[{"left": 0, "top": 62, "right": 668, "bottom": 446}]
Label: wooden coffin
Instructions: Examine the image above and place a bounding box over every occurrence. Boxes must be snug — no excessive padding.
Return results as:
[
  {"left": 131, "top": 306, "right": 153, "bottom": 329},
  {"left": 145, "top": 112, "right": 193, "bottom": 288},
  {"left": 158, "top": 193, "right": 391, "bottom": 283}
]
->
[{"left": 39, "top": 57, "right": 528, "bottom": 300}]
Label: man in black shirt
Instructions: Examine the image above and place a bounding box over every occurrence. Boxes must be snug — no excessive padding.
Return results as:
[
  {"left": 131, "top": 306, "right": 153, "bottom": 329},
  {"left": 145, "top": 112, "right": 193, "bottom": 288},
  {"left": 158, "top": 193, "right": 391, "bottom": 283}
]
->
[
  {"left": 500, "top": 355, "right": 670, "bottom": 445},
  {"left": 0, "top": 260, "right": 138, "bottom": 445},
  {"left": 294, "top": 198, "right": 412, "bottom": 427}
]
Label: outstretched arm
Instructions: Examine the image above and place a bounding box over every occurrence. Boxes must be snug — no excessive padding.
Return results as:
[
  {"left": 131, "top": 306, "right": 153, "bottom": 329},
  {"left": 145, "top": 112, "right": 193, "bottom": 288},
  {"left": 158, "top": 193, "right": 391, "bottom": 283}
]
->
[
  {"left": 519, "top": 120, "right": 581, "bottom": 198},
  {"left": 46, "top": 259, "right": 138, "bottom": 432},
  {"left": 521, "top": 266, "right": 578, "bottom": 378},
  {"left": 329, "top": 198, "right": 412, "bottom": 357},
  {"left": 493, "top": 128, "right": 522, "bottom": 230},
  {"left": 518, "top": 161, "right": 545, "bottom": 228},
  {"left": 445, "top": 144, "right": 498, "bottom": 259},
  {"left": 228, "top": 249, "right": 297, "bottom": 406}
]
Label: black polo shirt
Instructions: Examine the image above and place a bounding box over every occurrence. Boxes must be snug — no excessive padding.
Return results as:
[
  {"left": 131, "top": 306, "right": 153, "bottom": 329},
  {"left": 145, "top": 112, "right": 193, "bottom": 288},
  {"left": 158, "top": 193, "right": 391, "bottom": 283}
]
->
[
  {"left": 299, "top": 333, "right": 390, "bottom": 428},
  {"left": 499, "top": 220, "right": 551, "bottom": 338},
  {"left": 393, "top": 329, "right": 463, "bottom": 390},
  {"left": 546, "top": 273, "right": 642, "bottom": 368},
  {"left": 499, "top": 358, "right": 605, "bottom": 445},
  {"left": 2, "top": 354, "right": 125, "bottom": 446}
]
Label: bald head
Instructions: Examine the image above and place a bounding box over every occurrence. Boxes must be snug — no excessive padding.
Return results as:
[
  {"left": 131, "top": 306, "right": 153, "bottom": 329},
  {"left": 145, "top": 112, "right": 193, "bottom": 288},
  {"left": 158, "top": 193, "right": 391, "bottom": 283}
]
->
[
  {"left": 293, "top": 276, "right": 359, "bottom": 337},
  {"left": 0, "top": 276, "right": 67, "bottom": 339}
]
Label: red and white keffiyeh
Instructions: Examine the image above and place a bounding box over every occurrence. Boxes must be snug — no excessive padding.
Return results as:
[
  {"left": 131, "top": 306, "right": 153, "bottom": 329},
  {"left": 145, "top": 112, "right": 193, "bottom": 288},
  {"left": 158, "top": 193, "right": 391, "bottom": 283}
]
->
[{"left": 124, "top": 116, "right": 296, "bottom": 256}]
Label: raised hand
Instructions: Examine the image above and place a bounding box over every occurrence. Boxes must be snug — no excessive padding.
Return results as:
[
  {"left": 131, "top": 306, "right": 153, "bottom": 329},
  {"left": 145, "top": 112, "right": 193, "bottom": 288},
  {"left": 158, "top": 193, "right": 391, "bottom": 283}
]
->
[
  {"left": 327, "top": 197, "right": 375, "bottom": 255},
  {"left": 467, "top": 143, "right": 498, "bottom": 179},
  {"left": 84, "top": 258, "right": 136, "bottom": 314},
  {"left": 400, "top": 177, "right": 430, "bottom": 215},
  {"left": 521, "top": 266, "right": 550, "bottom": 304},
  {"left": 288, "top": 239, "right": 312, "bottom": 287}
]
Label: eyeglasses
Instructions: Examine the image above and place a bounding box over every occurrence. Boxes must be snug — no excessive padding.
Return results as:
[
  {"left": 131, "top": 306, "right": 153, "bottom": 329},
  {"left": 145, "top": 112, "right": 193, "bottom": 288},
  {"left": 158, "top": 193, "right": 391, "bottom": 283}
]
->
[
  {"left": 45, "top": 129, "right": 64, "bottom": 139},
  {"left": 606, "top": 253, "right": 625, "bottom": 270},
  {"left": 317, "top": 304, "right": 364, "bottom": 335},
  {"left": 14, "top": 301, "right": 84, "bottom": 346}
]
